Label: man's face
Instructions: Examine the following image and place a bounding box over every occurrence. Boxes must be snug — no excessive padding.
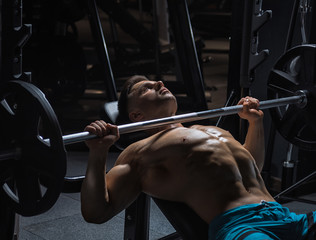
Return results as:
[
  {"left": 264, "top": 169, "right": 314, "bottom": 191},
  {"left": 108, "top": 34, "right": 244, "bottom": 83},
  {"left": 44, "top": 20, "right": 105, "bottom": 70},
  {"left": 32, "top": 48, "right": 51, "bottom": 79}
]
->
[{"left": 128, "top": 80, "right": 177, "bottom": 121}]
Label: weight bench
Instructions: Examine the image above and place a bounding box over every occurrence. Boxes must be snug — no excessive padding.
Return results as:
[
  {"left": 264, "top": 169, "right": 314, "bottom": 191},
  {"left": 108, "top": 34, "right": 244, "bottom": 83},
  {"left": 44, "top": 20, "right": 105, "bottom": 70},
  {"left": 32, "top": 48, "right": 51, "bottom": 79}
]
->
[{"left": 100, "top": 101, "right": 208, "bottom": 240}]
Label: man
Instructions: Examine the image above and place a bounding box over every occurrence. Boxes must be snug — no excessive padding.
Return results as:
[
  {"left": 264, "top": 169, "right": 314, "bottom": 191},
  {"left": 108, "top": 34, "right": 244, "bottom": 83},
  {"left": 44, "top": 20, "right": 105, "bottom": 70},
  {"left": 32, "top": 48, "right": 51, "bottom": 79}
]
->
[{"left": 81, "top": 75, "right": 315, "bottom": 239}]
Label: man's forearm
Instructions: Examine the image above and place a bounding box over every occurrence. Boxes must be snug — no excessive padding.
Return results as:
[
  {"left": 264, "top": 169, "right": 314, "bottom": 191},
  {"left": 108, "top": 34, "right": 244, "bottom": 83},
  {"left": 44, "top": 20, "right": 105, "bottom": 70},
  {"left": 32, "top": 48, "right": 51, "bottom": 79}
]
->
[
  {"left": 81, "top": 152, "right": 110, "bottom": 223},
  {"left": 243, "top": 119, "right": 265, "bottom": 171}
]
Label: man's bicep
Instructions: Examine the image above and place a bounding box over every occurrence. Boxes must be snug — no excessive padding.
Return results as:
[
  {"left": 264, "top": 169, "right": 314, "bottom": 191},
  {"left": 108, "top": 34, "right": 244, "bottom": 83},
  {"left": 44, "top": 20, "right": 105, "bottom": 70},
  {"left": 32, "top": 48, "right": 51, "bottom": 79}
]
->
[{"left": 105, "top": 164, "right": 142, "bottom": 217}]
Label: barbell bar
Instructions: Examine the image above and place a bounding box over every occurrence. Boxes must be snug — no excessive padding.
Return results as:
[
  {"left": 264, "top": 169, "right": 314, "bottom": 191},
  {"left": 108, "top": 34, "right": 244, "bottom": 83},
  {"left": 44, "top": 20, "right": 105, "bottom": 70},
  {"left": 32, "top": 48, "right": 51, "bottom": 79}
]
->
[{"left": 43, "top": 91, "right": 308, "bottom": 146}]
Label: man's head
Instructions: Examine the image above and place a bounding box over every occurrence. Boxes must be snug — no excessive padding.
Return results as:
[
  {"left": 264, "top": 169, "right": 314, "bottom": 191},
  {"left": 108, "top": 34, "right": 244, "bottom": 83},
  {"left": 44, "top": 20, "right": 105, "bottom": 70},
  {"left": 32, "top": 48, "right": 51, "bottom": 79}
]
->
[{"left": 118, "top": 75, "right": 177, "bottom": 124}]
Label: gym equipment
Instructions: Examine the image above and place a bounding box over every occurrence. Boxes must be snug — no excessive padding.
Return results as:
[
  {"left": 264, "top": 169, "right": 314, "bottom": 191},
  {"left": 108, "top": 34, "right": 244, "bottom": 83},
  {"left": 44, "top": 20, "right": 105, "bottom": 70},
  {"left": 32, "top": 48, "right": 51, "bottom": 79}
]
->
[
  {"left": 0, "top": 50, "right": 315, "bottom": 216},
  {"left": 0, "top": 190, "right": 16, "bottom": 240},
  {"left": 240, "top": 0, "right": 271, "bottom": 88},
  {"left": 268, "top": 44, "right": 316, "bottom": 151},
  {"left": 0, "top": 81, "right": 67, "bottom": 216},
  {"left": 269, "top": 45, "right": 316, "bottom": 205},
  {"left": 1, "top": 0, "right": 32, "bottom": 83}
]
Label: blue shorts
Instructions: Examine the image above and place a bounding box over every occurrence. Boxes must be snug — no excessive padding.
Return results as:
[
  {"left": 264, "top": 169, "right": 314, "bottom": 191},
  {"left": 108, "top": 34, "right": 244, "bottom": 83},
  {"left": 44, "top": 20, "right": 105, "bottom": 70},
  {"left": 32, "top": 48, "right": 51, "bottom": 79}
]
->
[{"left": 208, "top": 201, "right": 316, "bottom": 240}]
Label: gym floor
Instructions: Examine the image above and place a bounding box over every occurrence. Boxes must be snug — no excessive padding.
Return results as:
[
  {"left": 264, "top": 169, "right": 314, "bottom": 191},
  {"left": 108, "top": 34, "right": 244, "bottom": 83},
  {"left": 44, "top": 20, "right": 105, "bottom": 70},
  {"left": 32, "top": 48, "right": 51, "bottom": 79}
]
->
[{"left": 16, "top": 7, "right": 316, "bottom": 240}]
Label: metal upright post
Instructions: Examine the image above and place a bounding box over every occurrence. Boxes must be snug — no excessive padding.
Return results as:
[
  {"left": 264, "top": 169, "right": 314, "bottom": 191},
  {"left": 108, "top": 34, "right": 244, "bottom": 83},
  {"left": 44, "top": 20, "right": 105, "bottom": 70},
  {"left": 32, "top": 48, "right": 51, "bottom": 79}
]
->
[
  {"left": 0, "top": 1, "right": 31, "bottom": 238},
  {"left": 240, "top": 0, "right": 272, "bottom": 88},
  {"left": 1, "top": 0, "right": 31, "bottom": 84},
  {"left": 310, "top": 0, "right": 316, "bottom": 43},
  {"left": 124, "top": 193, "right": 151, "bottom": 240},
  {"left": 0, "top": 189, "right": 16, "bottom": 240},
  {"left": 152, "top": 0, "right": 162, "bottom": 80},
  {"left": 167, "top": 0, "right": 208, "bottom": 112},
  {"left": 86, "top": 0, "right": 118, "bottom": 101},
  {"left": 0, "top": 0, "right": 2, "bottom": 84},
  {"left": 284, "top": 0, "right": 301, "bottom": 51},
  {"left": 225, "top": 0, "right": 244, "bottom": 140}
]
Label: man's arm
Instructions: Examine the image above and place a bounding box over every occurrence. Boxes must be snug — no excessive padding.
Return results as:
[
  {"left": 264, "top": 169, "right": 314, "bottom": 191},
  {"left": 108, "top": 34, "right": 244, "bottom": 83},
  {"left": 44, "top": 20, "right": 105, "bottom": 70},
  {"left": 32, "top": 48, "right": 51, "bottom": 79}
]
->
[
  {"left": 238, "top": 97, "right": 265, "bottom": 171},
  {"left": 80, "top": 121, "right": 141, "bottom": 223}
]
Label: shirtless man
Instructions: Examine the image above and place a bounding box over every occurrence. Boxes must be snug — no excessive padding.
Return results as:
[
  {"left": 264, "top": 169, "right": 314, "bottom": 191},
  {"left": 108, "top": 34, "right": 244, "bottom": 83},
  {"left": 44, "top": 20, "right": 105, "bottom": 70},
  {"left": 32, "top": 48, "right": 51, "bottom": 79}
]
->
[{"left": 81, "top": 76, "right": 315, "bottom": 239}]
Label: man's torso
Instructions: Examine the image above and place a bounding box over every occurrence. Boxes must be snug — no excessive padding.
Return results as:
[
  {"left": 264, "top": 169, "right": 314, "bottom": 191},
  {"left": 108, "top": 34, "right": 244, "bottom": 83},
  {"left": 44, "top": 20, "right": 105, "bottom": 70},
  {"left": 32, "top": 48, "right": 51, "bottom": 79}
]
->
[{"left": 116, "top": 125, "right": 274, "bottom": 223}]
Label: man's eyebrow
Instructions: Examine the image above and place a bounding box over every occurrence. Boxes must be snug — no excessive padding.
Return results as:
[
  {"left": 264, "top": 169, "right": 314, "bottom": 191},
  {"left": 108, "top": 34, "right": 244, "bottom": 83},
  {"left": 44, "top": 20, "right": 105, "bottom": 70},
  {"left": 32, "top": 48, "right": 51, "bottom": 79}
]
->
[
  {"left": 130, "top": 81, "right": 152, "bottom": 94},
  {"left": 140, "top": 82, "right": 153, "bottom": 88},
  {"left": 128, "top": 82, "right": 144, "bottom": 94}
]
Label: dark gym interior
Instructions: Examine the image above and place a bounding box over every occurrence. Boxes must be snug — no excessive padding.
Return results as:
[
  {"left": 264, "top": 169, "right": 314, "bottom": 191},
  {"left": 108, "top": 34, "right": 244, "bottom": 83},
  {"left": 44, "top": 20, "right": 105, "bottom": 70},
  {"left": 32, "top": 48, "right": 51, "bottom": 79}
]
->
[{"left": 1, "top": 0, "right": 316, "bottom": 239}]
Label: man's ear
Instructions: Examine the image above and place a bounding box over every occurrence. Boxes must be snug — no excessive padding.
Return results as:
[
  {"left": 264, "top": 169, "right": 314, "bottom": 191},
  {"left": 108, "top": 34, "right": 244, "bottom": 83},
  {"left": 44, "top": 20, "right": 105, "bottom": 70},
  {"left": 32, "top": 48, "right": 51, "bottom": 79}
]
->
[{"left": 129, "top": 110, "right": 144, "bottom": 122}]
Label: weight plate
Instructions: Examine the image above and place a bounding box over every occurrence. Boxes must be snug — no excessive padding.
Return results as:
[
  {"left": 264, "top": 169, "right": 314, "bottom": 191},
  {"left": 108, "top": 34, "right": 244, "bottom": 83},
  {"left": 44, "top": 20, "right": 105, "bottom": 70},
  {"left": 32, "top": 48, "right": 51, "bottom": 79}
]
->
[
  {"left": 268, "top": 44, "right": 316, "bottom": 151},
  {"left": 0, "top": 81, "right": 67, "bottom": 216}
]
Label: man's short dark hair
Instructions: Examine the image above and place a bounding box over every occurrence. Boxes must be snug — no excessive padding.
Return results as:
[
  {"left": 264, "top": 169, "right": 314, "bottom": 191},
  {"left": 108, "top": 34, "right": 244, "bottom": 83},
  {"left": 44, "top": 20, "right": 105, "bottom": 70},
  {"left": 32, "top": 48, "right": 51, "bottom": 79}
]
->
[{"left": 117, "top": 75, "right": 149, "bottom": 124}]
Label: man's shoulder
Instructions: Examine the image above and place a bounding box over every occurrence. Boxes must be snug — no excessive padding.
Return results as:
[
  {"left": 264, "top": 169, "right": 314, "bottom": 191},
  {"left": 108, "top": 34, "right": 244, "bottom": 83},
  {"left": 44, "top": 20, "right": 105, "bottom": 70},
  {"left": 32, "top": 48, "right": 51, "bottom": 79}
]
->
[{"left": 117, "top": 139, "right": 145, "bottom": 162}]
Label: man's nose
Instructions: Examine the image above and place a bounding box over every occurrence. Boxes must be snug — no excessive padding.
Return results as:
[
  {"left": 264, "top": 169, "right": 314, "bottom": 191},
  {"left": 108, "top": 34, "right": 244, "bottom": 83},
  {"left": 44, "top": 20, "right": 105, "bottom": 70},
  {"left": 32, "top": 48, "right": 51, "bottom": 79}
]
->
[{"left": 154, "top": 81, "right": 164, "bottom": 90}]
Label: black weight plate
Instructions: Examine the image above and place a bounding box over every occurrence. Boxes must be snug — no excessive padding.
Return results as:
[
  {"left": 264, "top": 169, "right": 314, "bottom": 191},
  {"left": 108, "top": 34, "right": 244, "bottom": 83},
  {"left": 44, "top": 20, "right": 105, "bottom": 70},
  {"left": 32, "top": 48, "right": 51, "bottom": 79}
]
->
[
  {"left": 0, "top": 81, "right": 67, "bottom": 216},
  {"left": 268, "top": 44, "right": 316, "bottom": 151}
]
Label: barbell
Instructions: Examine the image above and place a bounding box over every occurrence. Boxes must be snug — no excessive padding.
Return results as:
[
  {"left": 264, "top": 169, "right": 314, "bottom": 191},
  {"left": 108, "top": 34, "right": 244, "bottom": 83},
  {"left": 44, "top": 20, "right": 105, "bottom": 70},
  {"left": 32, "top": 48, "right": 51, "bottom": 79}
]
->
[
  {"left": 0, "top": 44, "right": 315, "bottom": 217},
  {"left": 44, "top": 92, "right": 307, "bottom": 145}
]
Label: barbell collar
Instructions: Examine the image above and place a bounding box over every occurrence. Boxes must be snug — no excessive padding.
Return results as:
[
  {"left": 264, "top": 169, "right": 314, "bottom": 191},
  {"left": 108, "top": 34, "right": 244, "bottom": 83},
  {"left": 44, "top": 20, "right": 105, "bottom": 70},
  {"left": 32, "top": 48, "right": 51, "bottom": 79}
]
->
[{"left": 44, "top": 93, "right": 306, "bottom": 146}]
